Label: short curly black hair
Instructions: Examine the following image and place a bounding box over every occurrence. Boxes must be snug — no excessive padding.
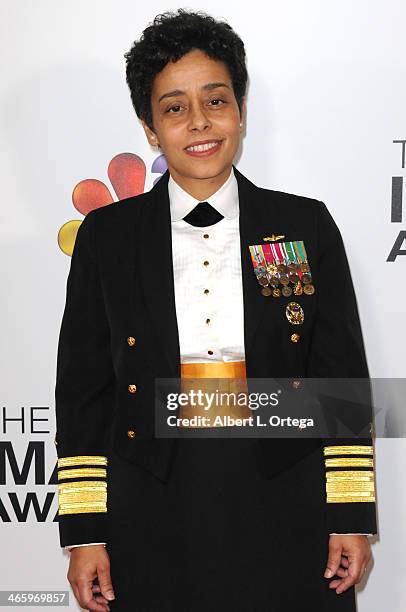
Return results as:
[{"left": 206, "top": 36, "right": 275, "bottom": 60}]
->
[{"left": 124, "top": 9, "right": 248, "bottom": 130}]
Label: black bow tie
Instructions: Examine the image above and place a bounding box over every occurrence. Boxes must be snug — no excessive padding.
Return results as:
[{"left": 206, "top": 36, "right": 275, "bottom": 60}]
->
[{"left": 182, "top": 201, "right": 224, "bottom": 227}]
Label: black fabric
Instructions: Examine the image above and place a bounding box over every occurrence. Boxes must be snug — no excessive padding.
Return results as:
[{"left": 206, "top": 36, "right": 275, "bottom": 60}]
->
[
  {"left": 106, "top": 442, "right": 356, "bottom": 612},
  {"left": 182, "top": 200, "right": 224, "bottom": 226}
]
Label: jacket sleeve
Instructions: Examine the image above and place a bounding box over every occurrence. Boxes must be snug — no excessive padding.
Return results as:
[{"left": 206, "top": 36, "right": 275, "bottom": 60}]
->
[
  {"left": 307, "top": 201, "right": 377, "bottom": 535},
  {"left": 54, "top": 209, "right": 116, "bottom": 548}
]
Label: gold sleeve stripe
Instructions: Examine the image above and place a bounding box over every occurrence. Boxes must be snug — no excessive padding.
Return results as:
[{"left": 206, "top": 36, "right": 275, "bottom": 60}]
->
[
  {"left": 326, "top": 481, "right": 375, "bottom": 493},
  {"left": 327, "top": 491, "right": 376, "bottom": 503},
  {"left": 57, "top": 468, "right": 107, "bottom": 480},
  {"left": 57, "top": 455, "right": 107, "bottom": 468},
  {"left": 325, "top": 457, "right": 373, "bottom": 468},
  {"left": 326, "top": 471, "right": 374, "bottom": 482},
  {"left": 58, "top": 481, "right": 107, "bottom": 515},
  {"left": 323, "top": 445, "right": 373, "bottom": 456},
  {"left": 59, "top": 504, "right": 107, "bottom": 515}
]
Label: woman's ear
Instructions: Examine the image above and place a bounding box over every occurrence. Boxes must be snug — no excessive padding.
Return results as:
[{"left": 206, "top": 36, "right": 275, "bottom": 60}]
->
[{"left": 140, "top": 119, "right": 160, "bottom": 148}]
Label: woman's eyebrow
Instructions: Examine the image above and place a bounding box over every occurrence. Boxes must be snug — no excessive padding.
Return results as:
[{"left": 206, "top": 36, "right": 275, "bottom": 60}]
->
[{"left": 158, "top": 82, "right": 230, "bottom": 103}]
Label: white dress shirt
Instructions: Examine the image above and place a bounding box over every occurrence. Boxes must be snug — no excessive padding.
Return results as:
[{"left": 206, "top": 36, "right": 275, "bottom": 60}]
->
[
  {"left": 169, "top": 166, "right": 245, "bottom": 364},
  {"left": 65, "top": 168, "right": 370, "bottom": 550}
]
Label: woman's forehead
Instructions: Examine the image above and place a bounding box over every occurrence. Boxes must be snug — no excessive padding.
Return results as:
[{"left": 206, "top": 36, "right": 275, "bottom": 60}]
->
[{"left": 152, "top": 50, "right": 232, "bottom": 96}]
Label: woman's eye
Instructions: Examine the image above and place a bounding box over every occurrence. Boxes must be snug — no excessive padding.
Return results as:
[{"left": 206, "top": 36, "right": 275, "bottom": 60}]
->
[
  {"left": 167, "top": 105, "right": 182, "bottom": 113},
  {"left": 166, "top": 99, "right": 225, "bottom": 113}
]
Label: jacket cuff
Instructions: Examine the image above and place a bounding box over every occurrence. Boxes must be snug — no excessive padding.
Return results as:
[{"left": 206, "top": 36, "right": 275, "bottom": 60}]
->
[
  {"left": 58, "top": 513, "right": 109, "bottom": 548},
  {"left": 326, "top": 502, "right": 377, "bottom": 534}
]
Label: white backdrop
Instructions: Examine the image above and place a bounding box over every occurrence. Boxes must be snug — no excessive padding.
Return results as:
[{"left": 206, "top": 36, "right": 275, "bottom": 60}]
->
[{"left": 1, "top": 1, "right": 405, "bottom": 609}]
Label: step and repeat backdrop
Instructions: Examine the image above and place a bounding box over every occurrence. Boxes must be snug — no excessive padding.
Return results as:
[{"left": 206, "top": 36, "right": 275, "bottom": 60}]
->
[{"left": 1, "top": 1, "right": 405, "bottom": 610}]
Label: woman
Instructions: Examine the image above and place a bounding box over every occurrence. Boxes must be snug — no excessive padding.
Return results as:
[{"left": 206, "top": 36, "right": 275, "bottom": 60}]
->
[{"left": 55, "top": 9, "right": 377, "bottom": 611}]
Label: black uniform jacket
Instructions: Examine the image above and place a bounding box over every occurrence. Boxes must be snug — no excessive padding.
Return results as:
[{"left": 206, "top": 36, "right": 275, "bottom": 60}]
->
[{"left": 54, "top": 166, "right": 377, "bottom": 547}]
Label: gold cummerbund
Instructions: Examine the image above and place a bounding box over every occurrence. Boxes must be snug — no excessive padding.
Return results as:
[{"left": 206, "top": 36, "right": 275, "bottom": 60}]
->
[{"left": 179, "top": 360, "right": 251, "bottom": 427}]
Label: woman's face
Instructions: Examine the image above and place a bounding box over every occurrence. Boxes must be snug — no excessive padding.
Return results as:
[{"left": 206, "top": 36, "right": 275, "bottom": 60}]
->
[{"left": 141, "top": 48, "right": 245, "bottom": 193}]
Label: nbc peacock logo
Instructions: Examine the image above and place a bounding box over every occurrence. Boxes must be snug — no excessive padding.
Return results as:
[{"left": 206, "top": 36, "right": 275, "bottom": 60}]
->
[{"left": 57, "top": 153, "right": 167, "bottom": 256}]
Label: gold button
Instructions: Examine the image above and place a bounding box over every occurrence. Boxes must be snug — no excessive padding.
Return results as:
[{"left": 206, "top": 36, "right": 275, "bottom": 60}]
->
[
  {"left": 203, "top": 260, "right": 209, "bottom": 266},
  {"left": 208, "top": 350, "right": 213, "bottom": 355},
  {"left": 292, "top": 379, "right": 301, "bottom": 389},
  {"left": 128, "top": 384, "right": 137, "bottom": 393},
  {"left": 203, "top": 233, "right": 209, "bottom": 239},
  {"left": 127, "top": 336, "right": 136, "bottom": 346},
  {"left": 204, "top": 289, "right": 209, "bottom": 294},
  {"left": 291, "top": 333, "right": 300, "bottom": 343},
  {"left": 54, "top": 434, "right": 58, "bottom": 446},
  {"left": 206, "top": 318, "right": 211, "bottom": 324},
  {"left": 127, "top": 430, "right": 136, "bottom": 439}
]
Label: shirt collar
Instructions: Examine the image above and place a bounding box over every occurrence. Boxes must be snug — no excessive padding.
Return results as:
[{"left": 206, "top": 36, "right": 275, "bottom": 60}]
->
[{"left": 168, "top": 166, "right": 239, "bottom": 222}]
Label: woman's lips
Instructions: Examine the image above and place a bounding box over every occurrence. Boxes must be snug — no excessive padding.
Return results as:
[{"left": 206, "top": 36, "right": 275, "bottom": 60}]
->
[{"left": 184, "top": 140, "right": 223, "bottom": 157}]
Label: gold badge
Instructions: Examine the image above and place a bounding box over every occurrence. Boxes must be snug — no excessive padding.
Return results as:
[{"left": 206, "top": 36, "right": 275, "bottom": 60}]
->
[
  {"left": 263, "top": 234, "right": 285, "bottom": 242},
  {"left": 285, "top": 301, "right": 304, "bottom": 325}
]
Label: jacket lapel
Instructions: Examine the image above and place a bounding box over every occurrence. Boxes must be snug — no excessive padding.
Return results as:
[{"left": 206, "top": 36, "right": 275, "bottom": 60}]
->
[
  {"left": 137, "top": 171, "right": 181, "bottom": 378},
  {"left": 136, "top": 165, "right": 271, "bottom": 377},
  {"left": 233, "top": 166, "right": 269, "bottom": 365}
]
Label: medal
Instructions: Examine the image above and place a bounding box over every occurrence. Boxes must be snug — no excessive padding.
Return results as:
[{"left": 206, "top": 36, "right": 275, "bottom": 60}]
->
[
  {"left": 303, "top": 284, "right": 315, "bottom": 295},
  {"left": 288, "top": 262, "right": 299, "bottom": 272},
  {"left": 257, "top": 275, "right": 269, "bottom": 287},
  {"left": 277, "top": 263, "right": 289, "bottom": 275},
  {"left": 294, "top": 281, "right": 303, "bottom": 296},
  {"left": 282, "top": 285, "right": 292, "bottom": 297},
  {"left": 249, "top": 245, "right": 272, "bottom": 294},
  {"left": 267, "top": 262, "right": 278, "bottom": 275}
]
